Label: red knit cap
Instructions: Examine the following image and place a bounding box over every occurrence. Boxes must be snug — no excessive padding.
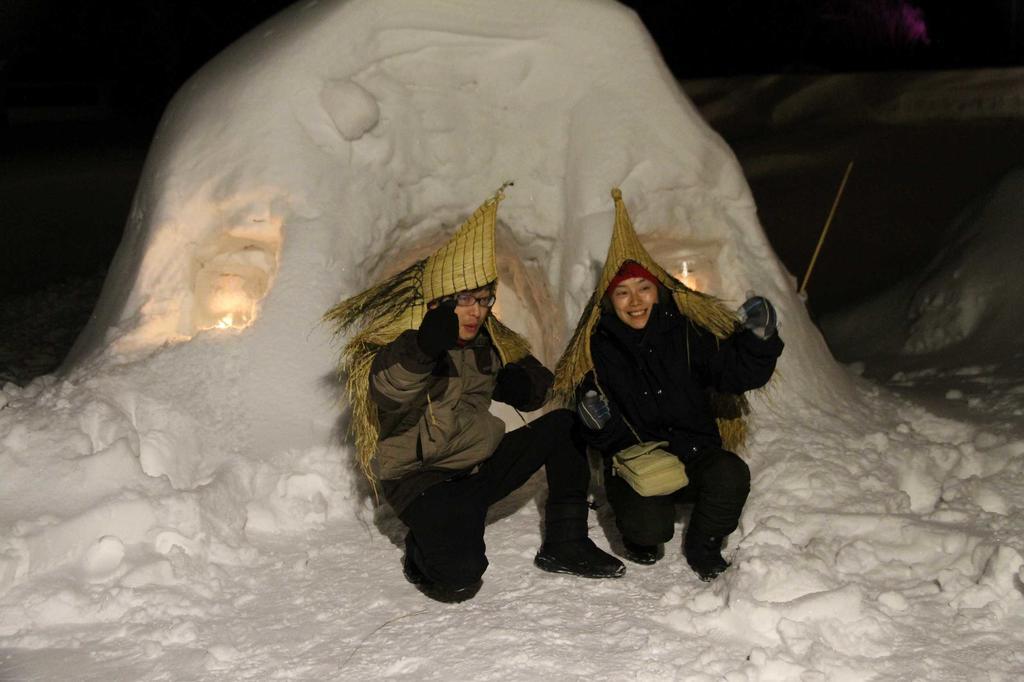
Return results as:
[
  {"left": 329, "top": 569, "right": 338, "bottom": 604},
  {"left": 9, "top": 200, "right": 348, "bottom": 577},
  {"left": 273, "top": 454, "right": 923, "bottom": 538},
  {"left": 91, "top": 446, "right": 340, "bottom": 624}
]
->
[{"left": 605, "top": 261, "right": 658, "bottom": 296}]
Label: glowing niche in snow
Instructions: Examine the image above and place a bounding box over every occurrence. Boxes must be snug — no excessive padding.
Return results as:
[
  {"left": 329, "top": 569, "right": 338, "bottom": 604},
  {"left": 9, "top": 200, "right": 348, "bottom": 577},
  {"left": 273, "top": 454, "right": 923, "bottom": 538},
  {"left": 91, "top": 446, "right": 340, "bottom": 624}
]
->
[
  {"left": 644, "top": 234, "right": 723, "bottom": 296},
  {"left": 192, "top": 226, "right": 282, "bottom": 332},
  {"left": 196, "top": 268, "right": 259, "bottom": 331}
]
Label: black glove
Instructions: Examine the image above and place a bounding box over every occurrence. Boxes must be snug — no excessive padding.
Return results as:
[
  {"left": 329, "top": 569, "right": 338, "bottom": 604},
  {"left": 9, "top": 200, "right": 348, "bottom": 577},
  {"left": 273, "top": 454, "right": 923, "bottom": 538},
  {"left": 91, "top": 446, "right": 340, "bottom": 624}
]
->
[
  {"left": 416, "top": 300, "right": 459, "bottom": 358},
  {"left": 495, "top": 363, "right": 533, "bottom": 407},
  {"left": 738, "top": 295, "right": 778, "bottom": 339},
  {"left": 577, "top": 390, "right": 611, "bottom": 430}
]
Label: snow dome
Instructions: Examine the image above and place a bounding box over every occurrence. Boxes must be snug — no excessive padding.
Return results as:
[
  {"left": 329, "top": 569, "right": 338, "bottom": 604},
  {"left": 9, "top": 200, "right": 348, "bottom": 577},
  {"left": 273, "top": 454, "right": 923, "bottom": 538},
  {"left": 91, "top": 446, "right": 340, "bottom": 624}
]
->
[
  {"left": 64, "top": 0, "right": 842, "bottom": 459},
  {"left": 2, "top": 0, "right": 845, "bottom": 614}
]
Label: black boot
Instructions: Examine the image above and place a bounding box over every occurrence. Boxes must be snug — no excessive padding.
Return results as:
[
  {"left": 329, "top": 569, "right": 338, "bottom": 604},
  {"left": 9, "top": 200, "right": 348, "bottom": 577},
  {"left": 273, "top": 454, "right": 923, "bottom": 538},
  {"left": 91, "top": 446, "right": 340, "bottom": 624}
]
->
[
  {"left": 402, "top": 533, "right": 431, "bottom": 586},
  {"left": 536, "top": 502, "right": 625, "bottom": 578},
  {"left": 422, "top": 580, "right": 482, "bottom": 603},
  {"left": 623, "top": 539, "right": 663, "bottom": 565},
  {"left": 402, "top": 551, "right": 429, "bottom": 586},
  {"left": 684, "top": 532, "right": 730, "bottom": 582},
  {"left": 534, "top": 538, "right": 626, "bottom": 578},
  {"left": 403, "top": 534, "right": 482, "bottom": 602}
]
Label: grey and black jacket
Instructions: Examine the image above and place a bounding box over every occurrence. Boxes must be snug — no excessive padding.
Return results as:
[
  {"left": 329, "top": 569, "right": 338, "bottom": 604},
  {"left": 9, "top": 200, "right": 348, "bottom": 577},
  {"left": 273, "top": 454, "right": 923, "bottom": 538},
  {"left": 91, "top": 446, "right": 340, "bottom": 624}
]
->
[{"left": 369, "top": 328, "right": 551, "bottom": 513}]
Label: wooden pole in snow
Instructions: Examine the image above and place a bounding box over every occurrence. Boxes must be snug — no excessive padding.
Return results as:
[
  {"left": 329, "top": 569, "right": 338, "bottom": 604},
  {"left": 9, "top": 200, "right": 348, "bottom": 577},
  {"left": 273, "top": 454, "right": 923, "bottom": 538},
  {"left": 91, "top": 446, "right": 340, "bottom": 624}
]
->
[{"left": 799, "top": 161, "right": 854, "bottom": 296}]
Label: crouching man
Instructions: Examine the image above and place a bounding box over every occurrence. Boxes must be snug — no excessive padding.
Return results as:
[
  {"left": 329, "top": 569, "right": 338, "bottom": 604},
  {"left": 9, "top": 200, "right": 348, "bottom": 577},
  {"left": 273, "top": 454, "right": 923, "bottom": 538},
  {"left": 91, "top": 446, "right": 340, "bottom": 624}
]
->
[
  {"left": 373, "top": 284, "right": 624, "bottom": 600},
  {"left": 325, "top": 185, "right": 623, "bottom": 602}
]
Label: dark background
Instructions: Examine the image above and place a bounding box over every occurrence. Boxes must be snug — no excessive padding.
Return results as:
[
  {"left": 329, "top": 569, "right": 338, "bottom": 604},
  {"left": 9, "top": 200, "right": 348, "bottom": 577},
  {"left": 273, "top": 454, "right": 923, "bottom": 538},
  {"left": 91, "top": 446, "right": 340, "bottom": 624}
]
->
[
  {"left": 1, "top": 1, "right": 1022, "bottom": 380},
  {"left": 5, "top": 1, "right": 1021, "bottom": 122},
  {"left": 2, "top": 0, "right": 1021, "bottom": 293}
]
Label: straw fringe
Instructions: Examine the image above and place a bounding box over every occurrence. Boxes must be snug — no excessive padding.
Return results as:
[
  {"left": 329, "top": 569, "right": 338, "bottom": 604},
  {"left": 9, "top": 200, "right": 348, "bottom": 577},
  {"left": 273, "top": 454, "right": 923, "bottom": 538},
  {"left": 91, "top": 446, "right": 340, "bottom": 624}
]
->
[
  {"left": 485, "top": 314, "right": 532, "bottom": 366},
  {"left": 323, "top": 184, "right": 530, "bottom": 491}
]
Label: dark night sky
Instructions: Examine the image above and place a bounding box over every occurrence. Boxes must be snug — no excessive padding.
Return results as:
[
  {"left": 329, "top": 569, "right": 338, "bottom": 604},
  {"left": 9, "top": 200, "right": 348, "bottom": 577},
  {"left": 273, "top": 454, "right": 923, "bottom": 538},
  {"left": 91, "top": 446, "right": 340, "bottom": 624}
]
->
[
  {"left": 1, "top": 0, "right": 1022, "bottom": 298},
  {"left": 2, "top": 1, "right": 1021, "bottom": 126}
]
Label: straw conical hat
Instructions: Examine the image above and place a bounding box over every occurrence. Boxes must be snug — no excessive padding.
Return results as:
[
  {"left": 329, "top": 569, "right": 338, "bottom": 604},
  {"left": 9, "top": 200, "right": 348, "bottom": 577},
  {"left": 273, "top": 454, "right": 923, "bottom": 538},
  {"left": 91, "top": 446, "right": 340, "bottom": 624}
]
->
[
  {"left": 323, "top": 183, "right": 530, "bottom": 488},
  {"left": 552, "top": 188, "right": 747, "bottom": 448},
  {"left": 421, "top": 189, "right": 501, "bottom": 302}
]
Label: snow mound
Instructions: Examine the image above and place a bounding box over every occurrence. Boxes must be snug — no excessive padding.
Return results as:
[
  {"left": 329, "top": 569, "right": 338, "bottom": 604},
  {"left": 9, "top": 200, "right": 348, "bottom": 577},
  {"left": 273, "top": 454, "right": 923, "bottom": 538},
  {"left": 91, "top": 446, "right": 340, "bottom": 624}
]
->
[
  {"left": 901, "top": 169, "right": 1024, "bottom": 355},
  {"left": 0, "top": 0, "right": 844, "bottom": 593},
  {"left": 824, "top": 167, "right": 1024, "bottom": 361}
]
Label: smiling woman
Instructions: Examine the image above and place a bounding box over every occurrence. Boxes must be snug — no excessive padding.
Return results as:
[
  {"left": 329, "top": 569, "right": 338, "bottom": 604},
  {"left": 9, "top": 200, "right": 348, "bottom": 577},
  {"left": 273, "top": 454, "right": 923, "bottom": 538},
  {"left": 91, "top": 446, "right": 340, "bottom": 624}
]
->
[{"left": 606, "top": 263, "right": 660, "bottom": 331}]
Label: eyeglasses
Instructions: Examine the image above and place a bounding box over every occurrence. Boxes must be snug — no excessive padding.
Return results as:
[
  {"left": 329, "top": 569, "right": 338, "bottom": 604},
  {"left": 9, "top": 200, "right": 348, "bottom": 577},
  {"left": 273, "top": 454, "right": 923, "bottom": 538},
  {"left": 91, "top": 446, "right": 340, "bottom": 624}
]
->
[{"left": 449, "top": 292, "right": 496, "bottom": 308}]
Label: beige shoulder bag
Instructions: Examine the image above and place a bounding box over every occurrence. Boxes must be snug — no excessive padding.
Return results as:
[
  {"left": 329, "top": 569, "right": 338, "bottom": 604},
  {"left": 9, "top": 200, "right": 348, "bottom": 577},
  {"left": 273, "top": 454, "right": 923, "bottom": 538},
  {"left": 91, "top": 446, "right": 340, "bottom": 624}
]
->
[{"left": 610, "top": 413, "right": 688, "bottom": 497}]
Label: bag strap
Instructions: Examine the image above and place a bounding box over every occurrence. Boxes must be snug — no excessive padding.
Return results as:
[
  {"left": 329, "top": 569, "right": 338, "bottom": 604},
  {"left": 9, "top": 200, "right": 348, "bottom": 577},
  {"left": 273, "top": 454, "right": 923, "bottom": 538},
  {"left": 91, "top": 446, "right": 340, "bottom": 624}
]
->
[
  {"left": 591, "top": 375, "right": 643, "bottom": 445},
  {"left": 620, "top": 412, "right": 643, "bottom": 444}
]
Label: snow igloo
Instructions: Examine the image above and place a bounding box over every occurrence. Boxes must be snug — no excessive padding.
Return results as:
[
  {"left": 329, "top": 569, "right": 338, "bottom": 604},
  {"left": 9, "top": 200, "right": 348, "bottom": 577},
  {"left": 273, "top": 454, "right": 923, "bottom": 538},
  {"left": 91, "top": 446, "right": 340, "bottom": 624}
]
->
[
  {"left": 4, "top": 0, "right": 844, "bottom": 592},
  {"left": 68, "top": 0, "right": 843, "bottom": 439}
]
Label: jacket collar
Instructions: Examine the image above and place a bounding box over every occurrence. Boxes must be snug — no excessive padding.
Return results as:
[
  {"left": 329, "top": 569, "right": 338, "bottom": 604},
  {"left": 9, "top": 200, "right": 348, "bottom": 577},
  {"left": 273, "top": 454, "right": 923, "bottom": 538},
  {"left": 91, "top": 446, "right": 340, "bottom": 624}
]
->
[{"left": 452, "top": 326, "right": 495, "bottom": 353}]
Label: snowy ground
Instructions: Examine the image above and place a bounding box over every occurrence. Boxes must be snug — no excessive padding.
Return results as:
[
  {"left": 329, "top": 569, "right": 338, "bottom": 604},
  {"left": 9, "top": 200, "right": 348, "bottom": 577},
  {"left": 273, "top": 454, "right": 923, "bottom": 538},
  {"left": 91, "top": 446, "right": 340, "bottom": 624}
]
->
[
  {"left": 2, "top": 1, "right": 1024, "bottom": 680},
  {"left": 3, "top": 214, "right": 1023, "bottom": 680},
  {"left": 3, "top": 358, "right": 1023, "bottom": 680}
]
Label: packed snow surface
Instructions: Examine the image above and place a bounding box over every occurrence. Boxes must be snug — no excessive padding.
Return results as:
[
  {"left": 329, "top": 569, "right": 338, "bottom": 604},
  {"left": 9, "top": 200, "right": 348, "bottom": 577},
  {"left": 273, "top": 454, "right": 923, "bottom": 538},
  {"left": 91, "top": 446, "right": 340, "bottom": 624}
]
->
[{"left": 3, "top": 0, "right": 1024, "bottom": 679}]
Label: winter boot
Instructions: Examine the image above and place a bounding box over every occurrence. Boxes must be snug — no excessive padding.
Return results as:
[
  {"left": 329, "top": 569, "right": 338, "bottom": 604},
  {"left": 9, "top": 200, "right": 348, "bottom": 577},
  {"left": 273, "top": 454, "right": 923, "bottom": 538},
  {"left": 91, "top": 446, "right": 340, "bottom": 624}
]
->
[
  {"left": 622, "top": 539, "right": 663, "bottom": 565},
  {"left": 403, "top": 534, "right": 482, "bottom": 602},
  {"left": 402, "top": 533, "right": 430, "bottom": 586},
  {"left": 684, "top": 532, "right": 730, "bottom": 582},
  {"left": 534, "top": 538, "right": 626, "bottom": 578},
  {"left": 536, "top": 502, "right": 625, "bottom": 578},
  {"left": 422, "top": 580, "right": 482, "bottom": 603}
]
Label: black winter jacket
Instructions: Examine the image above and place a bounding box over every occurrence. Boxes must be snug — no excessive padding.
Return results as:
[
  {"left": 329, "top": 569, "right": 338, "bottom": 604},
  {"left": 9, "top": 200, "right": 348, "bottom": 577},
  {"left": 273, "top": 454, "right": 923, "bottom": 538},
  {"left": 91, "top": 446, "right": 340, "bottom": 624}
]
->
[{"left": 579, "top": 300, "right": 783, "bottom": 463}]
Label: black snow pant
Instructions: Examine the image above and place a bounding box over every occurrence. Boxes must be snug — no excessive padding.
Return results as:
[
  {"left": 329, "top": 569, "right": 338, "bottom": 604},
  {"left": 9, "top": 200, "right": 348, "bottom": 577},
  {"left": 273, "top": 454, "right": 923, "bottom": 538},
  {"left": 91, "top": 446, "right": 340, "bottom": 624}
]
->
[
  {"left": 399, "top": 409, "right": 590, "bottom": 590},
  {"left": 605, "top": 447, "right": 750, "bottom": 546}
]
